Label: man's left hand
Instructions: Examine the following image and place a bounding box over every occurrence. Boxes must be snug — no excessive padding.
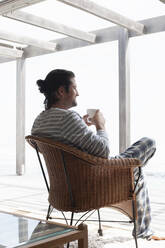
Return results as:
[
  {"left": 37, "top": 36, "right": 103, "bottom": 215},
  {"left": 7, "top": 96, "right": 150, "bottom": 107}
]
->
[{"left": 82, "top": 115, "right": 93, "bottom": 126}]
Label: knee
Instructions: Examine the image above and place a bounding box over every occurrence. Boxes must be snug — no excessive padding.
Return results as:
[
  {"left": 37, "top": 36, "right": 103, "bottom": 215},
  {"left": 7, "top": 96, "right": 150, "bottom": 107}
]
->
[{"left": 141, "top": 137, "right": 156, "bottom": 148}]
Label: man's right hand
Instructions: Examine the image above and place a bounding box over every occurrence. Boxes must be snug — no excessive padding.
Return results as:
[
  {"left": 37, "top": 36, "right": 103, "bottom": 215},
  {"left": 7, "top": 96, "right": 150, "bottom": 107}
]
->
[{"left": 92, "top": 110, "right": 106, "bottom": 131}]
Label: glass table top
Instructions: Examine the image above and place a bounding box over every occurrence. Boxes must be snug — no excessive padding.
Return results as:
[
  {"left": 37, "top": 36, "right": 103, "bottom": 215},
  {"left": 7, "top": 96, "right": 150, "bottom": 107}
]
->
[{"left": 0, "top": 212, "right": 74, "bottom": 247}]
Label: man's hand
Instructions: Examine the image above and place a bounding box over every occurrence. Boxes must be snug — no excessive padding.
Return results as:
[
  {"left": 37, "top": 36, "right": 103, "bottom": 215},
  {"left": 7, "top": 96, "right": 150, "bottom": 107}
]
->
[
  {"left": 92, "top": 110, "right": 106, "bottom": 131},
  {"left": 83, "top": 110, "right": 106, "bottom": 130},
  {"left": 82, "top": 114, "right": 93, "bottom": 126}
]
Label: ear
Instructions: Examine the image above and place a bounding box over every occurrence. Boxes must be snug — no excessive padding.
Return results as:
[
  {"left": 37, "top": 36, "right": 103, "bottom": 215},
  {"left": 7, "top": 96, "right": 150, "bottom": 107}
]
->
[{"left": 56, "top": 86, "right": 65, "bottom": 98}]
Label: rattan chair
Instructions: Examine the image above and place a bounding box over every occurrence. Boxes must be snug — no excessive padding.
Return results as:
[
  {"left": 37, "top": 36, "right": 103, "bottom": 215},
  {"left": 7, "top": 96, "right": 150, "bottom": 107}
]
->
[{"left": 25, "top": 135, "right": 142, "bottom": 248}]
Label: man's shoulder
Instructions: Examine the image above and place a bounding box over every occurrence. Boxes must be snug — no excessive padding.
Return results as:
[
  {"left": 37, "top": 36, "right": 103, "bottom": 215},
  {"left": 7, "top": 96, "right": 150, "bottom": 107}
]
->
[
  {"left": 33, "top": 108, "right": 80, "bottom": 120},
  {"left": 37, "top": 108, "right": 78, "bottom": 117},
  {"left": 67, "top": 109, "right": 80, "bottom": 116},
  {"left": 52, "top": 108, "right": 80, "bottom": 117}
]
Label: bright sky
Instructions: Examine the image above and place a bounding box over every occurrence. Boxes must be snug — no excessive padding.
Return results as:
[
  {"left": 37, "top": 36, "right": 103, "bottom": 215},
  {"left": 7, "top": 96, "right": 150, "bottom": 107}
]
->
[{"left": 0, "top": 0, "right": 165, "bottom": 173}]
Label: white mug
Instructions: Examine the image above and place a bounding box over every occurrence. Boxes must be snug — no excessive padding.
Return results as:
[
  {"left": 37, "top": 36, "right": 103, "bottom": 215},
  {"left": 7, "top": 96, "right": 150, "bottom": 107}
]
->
[{"left": 87, "top": 109, "right": 97, "bottom": 118}]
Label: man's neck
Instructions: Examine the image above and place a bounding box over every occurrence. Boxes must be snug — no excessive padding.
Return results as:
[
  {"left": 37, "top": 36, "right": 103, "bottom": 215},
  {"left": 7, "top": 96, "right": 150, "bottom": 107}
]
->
[{"left": 51, "top": 103, "right": 69, "bottom": 109}]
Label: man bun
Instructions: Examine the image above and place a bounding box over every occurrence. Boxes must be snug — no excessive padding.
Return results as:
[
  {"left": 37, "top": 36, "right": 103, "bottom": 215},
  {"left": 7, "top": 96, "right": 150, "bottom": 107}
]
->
[{"left": 36, "top": 79, "right": 48, "bottom": 94}]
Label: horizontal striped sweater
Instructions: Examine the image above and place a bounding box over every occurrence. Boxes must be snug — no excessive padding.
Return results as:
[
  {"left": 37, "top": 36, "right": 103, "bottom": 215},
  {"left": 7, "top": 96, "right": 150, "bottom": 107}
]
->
[{"left": 31, "top": 107, "right": 110, "bottom": 158}]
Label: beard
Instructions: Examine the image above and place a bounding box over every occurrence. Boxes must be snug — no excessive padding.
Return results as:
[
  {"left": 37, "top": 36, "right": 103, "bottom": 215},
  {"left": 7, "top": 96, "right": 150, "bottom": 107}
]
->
[{"left": 71, "top": 99, "right": 77, "bottom": 107}]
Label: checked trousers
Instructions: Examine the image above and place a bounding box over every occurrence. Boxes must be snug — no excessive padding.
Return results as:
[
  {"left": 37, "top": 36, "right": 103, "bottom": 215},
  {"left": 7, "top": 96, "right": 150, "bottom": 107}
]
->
[{"left": 114, "top": 137, "right": 156, "bottom": 238}]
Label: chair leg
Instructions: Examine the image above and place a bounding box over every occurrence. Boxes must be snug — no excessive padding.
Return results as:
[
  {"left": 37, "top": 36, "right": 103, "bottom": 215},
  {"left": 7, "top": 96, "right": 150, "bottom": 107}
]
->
[
  {"left": 46, "top": 204, "right": 53, "bottom": 220},
  {"left": 70, "top": 212, "right": 74, "bottom": 225},
  {"left": 97, "top": 209, "right": 103, "bottom": 236},
  {"left": 67, "top": 212, "right": 74, "bottom": 248},
  {"left": 132, "top": 200, "right": 138, "bottom": 248}
]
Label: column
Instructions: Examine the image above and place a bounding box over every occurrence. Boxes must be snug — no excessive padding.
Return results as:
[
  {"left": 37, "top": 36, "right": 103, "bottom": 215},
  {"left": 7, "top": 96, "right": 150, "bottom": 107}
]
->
[
  {"left": 16, "top": 58, "right": 26, "bottom": 175},
  {"left": 118, "top": 28, "right": 130, "bottom": 153}
]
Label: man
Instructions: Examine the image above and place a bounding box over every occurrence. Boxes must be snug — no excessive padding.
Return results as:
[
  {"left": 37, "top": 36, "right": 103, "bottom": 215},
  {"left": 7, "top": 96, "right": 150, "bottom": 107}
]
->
[{"left": 31, "top": 69, "right": 164, "bottom": 240}]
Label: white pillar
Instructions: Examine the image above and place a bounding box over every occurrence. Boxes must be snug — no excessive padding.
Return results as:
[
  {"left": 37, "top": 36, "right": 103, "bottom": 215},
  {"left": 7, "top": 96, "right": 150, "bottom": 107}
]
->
[
  {"left": 118, "top": 28, "right": 130, "bottom": 153},
  {"left": 16, "top": 58, "right": 26, "bottom": 175}
]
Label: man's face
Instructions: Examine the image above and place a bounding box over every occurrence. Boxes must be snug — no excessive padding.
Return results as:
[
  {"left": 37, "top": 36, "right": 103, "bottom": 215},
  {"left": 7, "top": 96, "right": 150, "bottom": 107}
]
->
[{"left": 63, "top": 77, "right": 79, "bottom": 108}]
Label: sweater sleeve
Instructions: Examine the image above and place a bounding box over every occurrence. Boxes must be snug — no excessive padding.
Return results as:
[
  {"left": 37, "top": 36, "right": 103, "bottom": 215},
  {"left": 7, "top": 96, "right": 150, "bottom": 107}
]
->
[{"left": 61, "top": 110, "right": 110, "bottom": 158}]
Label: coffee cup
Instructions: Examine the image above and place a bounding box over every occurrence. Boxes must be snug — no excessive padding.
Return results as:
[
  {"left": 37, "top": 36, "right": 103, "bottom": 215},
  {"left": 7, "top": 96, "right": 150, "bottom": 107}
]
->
[{"left": 87, "top": 109, "right": 97, "bottom": 119}]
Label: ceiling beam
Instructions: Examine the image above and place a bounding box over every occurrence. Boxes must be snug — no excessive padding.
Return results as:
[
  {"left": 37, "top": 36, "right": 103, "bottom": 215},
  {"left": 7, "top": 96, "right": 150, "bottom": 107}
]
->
[
  {"left": 0, "top": 46, "right": 23, "bottom": 58},
  {"left": 4, "top": 10, "right": 96, "bottom": 43},
  {"left": 0, "top": 29, "right": 57, "bottom": 51},
  {"left": 0, "top": 0, "right": 46, "bottom": 14},
  {"left": 0, "top": 57, "right": 15, "bottom": 63},
  {"left": 57, "top": 0, "right": 144, "bottom": 34},
  {"left": 0, "top": 15, "right": 165, "bottom": 64},
  {"left": 23, "top": 15, "right": 165, "bottom": 59}
]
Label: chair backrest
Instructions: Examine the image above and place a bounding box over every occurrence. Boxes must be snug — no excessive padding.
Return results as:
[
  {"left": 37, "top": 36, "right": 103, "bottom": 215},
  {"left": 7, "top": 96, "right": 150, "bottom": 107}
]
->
[{"left": 25, "top": 135, "right": 137, "bottom": 213}]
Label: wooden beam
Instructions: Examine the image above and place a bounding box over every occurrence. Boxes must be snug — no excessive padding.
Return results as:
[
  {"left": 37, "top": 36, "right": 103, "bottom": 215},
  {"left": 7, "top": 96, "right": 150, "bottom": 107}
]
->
[
  {"left": 57, "top": 0, "right": 144, "bottom": 34},
  {"left": 1, "top": 15, "right": 165, "bottom": 64},
  {"left": 0, "top": 29, "right": 57, "bottom": 51},
  {"left": 118, "top": 28, "right": 130, "bottom": 153},
  {"left": 0, "top": 46, "right": 23, "bottom": 58},
  {"left": 16, "top": 58, "right": 26, "bottom": 175},
  {"left": 0, "top": 57, "right": 14, "bottom": 63},
  {"left": 23, "top": 15, "right": 165, "bottom": 59},
  {"left": 23, "top": 25, "right": 120, "bottom": 59},
  {"left": 129, "top": 15, "right": 165, "bottom": 38},
  {"left": 0, "top": 42, "right": 13, "bottom": 48},
  {"left": 4, "top": 10, "right": 96, "bottom": 43},
  {"left": 0, "top": 0, "right": 46, "bottom": 15}
]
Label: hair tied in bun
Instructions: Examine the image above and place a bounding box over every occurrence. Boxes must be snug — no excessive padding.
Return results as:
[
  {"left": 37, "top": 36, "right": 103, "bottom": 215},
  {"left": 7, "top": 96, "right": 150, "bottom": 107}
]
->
[{"left": 36, "top": 79, "right": 47, "bottom": 94}]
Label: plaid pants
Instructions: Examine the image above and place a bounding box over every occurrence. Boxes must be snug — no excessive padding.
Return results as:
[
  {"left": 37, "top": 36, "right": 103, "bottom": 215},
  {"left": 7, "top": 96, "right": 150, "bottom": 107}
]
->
[{"left": 114, "top": 137, "right": 156, "bottom": 239}]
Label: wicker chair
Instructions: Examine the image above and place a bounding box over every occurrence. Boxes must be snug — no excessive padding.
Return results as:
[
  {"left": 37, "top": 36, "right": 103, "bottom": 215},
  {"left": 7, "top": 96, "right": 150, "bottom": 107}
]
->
[{"left": 25, "top": 135, "right": 142, "bottom": 248}]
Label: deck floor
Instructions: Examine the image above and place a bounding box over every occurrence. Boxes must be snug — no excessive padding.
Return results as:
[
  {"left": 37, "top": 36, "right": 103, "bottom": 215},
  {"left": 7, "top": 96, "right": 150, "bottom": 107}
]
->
[{"left": 0, "top": 164, "right": 165, "bottom": 247}]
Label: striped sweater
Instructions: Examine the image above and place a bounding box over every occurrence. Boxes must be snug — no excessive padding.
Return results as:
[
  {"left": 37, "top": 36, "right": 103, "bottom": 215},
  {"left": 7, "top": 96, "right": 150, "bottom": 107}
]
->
[{"left": 31, "top": 107, "right": 110, "bottom": 158}]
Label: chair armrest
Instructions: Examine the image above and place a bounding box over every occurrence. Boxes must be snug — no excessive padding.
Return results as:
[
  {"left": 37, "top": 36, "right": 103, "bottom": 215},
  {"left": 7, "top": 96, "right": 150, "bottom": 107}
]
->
[
  {"left": 88, "top": 156, "right": 141, "bottom": 169},
  {"left": 25, "top": 135, "right": 141, "bottom": 169},
  {"left": 53, "top": 141, "right": 141, "bottom": 169},
  {"left": 50, "top": 142, "right": 142, "bottom": 169}
]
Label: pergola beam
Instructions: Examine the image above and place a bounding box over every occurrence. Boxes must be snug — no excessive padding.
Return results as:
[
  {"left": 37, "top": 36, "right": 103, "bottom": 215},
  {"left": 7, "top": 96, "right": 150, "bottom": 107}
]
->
[
  {"left": 0, "top": 29, "right": 57, "bottom": 51},
  {"left": 0, "top": 46, "right": 23, "bottom": 58},
  {"left": 23, "top": 15, "right": 165, "bottom": 59},
  {"left": 0, "top": 0, "right": 46, "bottom": 15},
  {"left": 0, "top": 15, "right": 165, "bottom": 64},
  {"left": 23, "top": 25, "right": 119, "bottom": 59},
  {"left": 4, "top": 10, "right": 96, "bottom": 43},
  {"left": 57, "top": 0, "right": 144, "bottom": 34}
]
